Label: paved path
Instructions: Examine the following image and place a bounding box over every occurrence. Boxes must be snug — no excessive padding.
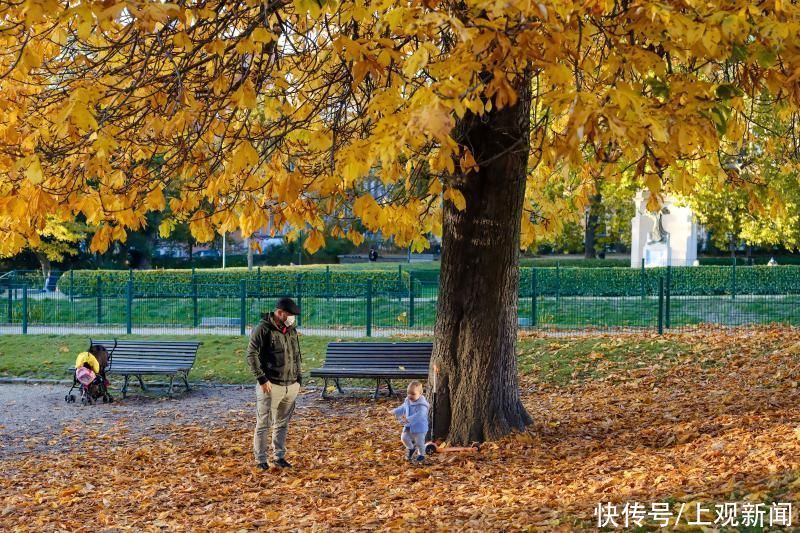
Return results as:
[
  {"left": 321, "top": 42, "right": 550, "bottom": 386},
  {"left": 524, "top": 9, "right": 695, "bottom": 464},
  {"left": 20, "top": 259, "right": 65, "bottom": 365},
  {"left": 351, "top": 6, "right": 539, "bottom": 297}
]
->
[
  {"left": 0, "top": 382, "right": 394, "bottom": 461},
  {"left": 0, "top": 383, "right": 259, "bottom": 458}
]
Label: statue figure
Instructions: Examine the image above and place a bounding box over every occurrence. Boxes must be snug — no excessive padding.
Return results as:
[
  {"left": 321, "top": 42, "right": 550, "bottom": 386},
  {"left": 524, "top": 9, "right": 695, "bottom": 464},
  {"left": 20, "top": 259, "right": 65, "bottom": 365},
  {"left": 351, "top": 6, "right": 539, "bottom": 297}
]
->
[{"left": 646, "top": 206, "right": 670, "bottom": 244}]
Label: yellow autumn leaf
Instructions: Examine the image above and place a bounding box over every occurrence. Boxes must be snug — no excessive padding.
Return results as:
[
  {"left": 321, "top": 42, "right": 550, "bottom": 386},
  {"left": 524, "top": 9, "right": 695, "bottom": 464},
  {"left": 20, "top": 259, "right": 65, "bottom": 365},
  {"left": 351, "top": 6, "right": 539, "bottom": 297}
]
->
[
  {"left": 444, "top": 188, "right": 466, "bottom": 211},
  {"left": 158, "top": 218, "right": 176, "bottom": 238},
  {"left": 144, "top": 188, "right": 165, "bottom": 211},
  {"left": 232, "top": 79, "right": 257, "bottom": 109},
  {"left": 251, "top": 28, "right": 274, "bottom": 44},
  {"left": 303, "top": 229, "right": 325, "bottom": 254},
  {"left": 231, "top": 141, "right": 260, "bottom": 174},
  {"left": 347, "top": 229, "right": 365, "bottom": 246},
  {"left": 459, "top": 149, "right": 478, "bottom": 174},
  {"left": 277, "top": 172, "right": 302, "bottom": 202},
  {"left": 25, "top": 155, "right": 44, "bottom": 184},
  {"left": 189, "top": 216, "right": 215, "bottom": 243},
  {"left": 89, "top": 225, "right": 112, "bottom": 253},
  {"left": 353, "top": 194, "right": 382, "bottom": 229},
  {"left": 403, "top": 46, "right": 429, "bottom": 77}
]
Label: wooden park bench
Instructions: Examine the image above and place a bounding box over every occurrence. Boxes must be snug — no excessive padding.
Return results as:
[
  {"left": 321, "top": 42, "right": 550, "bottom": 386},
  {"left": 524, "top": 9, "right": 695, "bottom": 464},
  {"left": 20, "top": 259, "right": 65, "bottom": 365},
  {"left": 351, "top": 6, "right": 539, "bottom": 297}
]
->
[
  {"left": 90, "top": 339, "right": 202, "bottom": 398},
  {"left": 310, "top": 342, "right": 432, "bottom": 399}
]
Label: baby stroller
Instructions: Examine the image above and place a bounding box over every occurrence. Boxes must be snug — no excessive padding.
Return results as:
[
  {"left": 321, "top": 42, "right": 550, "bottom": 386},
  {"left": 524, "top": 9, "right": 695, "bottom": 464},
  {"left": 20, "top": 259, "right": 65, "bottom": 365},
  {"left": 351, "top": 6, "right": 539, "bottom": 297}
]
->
[{"left": 65, "top": 344, "right": 114, "bottom": 406}]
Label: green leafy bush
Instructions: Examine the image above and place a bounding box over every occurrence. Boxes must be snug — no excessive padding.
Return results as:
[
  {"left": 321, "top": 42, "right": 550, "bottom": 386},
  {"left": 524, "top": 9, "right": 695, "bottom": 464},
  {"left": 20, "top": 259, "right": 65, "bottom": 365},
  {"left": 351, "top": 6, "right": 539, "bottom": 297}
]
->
[
  {"left": 519, "top": 265, "right": 800, "bottom": 296},
  {"left": 56, "top": 264, "right": 800, "bottom": 299},
  {"left": 58, "top": 268, "right": 409, "bottom": 298},
  {"left": 519, "top": 258, "right": 630, "bottom": 268}
]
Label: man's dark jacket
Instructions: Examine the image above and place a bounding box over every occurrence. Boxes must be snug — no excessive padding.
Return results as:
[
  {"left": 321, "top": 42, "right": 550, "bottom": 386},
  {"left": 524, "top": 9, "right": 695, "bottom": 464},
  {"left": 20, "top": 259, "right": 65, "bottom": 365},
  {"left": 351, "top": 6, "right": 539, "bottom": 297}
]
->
[{"left": 246, "top": 312, "right": 302, "bottom": 386}]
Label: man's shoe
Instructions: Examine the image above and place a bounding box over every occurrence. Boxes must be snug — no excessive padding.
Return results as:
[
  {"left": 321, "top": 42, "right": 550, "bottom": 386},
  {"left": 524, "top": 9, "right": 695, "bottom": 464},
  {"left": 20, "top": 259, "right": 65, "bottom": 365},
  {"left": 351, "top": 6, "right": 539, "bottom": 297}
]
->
[
  {"left": 257, "top": 462, "right": 269, "bottom": 470},
  {"left": 274, "top": 458, "right": 292, "bottom": 468}
]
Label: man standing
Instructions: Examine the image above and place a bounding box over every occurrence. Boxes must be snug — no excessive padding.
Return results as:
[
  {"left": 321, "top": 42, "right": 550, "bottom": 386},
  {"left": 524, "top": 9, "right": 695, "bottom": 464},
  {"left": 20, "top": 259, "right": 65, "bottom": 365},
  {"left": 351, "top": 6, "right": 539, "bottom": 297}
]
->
[{"left": 246, "top": 297, "right": 302, "bottom": 470}]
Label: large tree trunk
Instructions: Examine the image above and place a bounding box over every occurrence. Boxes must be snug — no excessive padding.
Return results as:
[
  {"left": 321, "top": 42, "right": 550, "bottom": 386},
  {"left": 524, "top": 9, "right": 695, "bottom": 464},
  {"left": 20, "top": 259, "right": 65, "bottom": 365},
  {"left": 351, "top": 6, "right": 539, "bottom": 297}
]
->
[
  {"left": 247, "top": 238, "right": 254, "bottom": 270},
  {"left": 584, "top": 191, "right": 602, "bottom": 259},
  {"left": 33, "top": 251, "right": 51, "bottom": 286},
  {"left": 430, "top": 74, "right": 533, "bottom": 444}
]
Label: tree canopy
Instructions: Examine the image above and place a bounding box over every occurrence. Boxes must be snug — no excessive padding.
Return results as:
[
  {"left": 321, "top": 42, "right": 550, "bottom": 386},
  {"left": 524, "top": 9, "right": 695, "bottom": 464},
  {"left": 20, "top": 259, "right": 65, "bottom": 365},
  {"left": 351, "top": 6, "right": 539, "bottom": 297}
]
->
[{"left": 2, "top": 0, "right": 800, "bottom": 257}]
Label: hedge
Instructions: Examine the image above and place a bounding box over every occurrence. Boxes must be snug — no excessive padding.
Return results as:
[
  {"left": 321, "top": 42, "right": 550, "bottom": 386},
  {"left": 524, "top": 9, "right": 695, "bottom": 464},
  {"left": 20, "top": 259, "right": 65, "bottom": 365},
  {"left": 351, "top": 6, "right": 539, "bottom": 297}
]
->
[
  {"left": 698, "top": 255, "right": 800, "bottom": 266},
  {"left": 57, "top": 268, "right": 409, "bottom": 298},
  {"left": 518, "top": 265, "right": 800, "bottom": 296},
  {"left": 519, "top": 258, "right": 630, "bottom": 268},
  {"left": 0, "top": 270, "right": 49, "bottom": 289},
  {"left": 55, "top": 264, "right": 800, "bottom": 299}
]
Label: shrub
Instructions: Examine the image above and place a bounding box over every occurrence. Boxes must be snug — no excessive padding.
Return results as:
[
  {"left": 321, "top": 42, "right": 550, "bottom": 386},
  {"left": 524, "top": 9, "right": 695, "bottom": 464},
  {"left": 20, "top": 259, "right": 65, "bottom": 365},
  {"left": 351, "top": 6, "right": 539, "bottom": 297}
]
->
[
  {"left": 57, "top": 267, "right": 409, "bottom": 298},
  {"left": 519, "top": 265, "right": 800, "bottom": 296}
]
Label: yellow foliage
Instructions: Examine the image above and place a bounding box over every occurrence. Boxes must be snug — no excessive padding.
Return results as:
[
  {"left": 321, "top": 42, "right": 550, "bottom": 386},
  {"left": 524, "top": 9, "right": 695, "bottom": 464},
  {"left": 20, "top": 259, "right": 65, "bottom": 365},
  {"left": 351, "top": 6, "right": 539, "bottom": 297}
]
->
[{"left": 0, "top": 0, "right": 799, "bottom": 255}]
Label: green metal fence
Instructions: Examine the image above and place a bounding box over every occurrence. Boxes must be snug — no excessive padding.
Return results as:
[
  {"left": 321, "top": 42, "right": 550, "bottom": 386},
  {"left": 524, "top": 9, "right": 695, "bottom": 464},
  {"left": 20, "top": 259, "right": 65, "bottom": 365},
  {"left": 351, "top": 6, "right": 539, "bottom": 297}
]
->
[{"left": 1, "top": 264, "right": 798, "bottom": 336}]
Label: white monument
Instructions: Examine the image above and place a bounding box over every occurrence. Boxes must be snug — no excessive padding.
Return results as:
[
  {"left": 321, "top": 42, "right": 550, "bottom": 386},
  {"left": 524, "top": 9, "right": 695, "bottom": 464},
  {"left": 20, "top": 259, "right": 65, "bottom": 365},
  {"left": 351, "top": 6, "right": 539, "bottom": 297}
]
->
[{"left": 631, "top": 190, "right": 698, "bottom": 268}]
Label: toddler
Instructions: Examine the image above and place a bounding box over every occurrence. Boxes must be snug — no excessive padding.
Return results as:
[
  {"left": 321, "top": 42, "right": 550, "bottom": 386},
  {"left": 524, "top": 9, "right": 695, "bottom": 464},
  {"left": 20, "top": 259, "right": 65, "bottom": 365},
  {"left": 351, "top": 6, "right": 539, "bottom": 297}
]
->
[{"left": 390, "top": 381, "right": 430, "bottom": 463}]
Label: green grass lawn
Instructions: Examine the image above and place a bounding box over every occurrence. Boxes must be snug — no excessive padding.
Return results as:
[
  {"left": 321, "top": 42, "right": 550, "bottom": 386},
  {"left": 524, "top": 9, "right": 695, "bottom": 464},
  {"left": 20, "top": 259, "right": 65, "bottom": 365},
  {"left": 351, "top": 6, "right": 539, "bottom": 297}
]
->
[
  {"left": 0, "top": 333, "right": 690, "bottom": 388},
  {"left": 0, "top": 334, "right": 396, "bottom": 384}
]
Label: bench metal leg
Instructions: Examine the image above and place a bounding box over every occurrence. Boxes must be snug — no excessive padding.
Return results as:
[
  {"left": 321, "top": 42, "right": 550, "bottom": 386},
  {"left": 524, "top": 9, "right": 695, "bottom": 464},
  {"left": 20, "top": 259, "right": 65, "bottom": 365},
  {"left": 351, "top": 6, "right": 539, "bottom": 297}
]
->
[
  {"left": 182, "top": 373, "right": 191, "bottom": 392},
  {"left": 321, "top": 379, "right": 330, "bottom": 400},
  {"left": 385, "top": 379, "right": 394, "bottom": 396},
  {"left": 167, "top": 376, "right": 174, "bottom": 397},
  {"left": 122, "top": 375, "right": 130, "bottom": 398},
  {"left": 137, "top": 375, "right": 147, "bottom": 391},
  {"left": 335, "top": 378, "right": 344, "bottom": 394},
  {"left": 372, "top": 379, "right": 381, "bottom": 399}
]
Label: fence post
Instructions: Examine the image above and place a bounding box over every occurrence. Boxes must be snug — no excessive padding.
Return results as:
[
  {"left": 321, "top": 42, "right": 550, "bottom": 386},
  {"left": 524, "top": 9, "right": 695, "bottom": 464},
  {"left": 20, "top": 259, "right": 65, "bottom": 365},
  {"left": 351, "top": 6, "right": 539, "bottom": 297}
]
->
[
  {"left": 126, "top": 279, "right": 133, "bottom": 334},
  {"left": 295, "top": 273, "right": 303, "bottom": 328},
  {"left": 556, "top": 262, "right": 561, "bottom": 303},
  {"left": 409, "top": 273, "right": 415, "bottom": 327},
  {"left": 240, "top": 280, "right": 247, "bottom": 336},
  {"left": 366, "top": 279, "right": 373, "bottom": 337},
  {"left": 731, "top": 257, "right": 737, "bottom": 300},
  {"left": 7, "top": 283, "right": 12, "bottom": 323},
  {"left": 96, "top": 276, "right": 103, "bottom": 325},
  {"left": 398, "top": 265, "right": 403, "bottom": 292},
  {"left": 657, "top": 277, "right": 664, "bottom": 335},
  {"left": 22, "top": 285, "right": 28, "bottom": 335},
  {"left": 665, "top": 265, "right": 671, "bottom": 329},
  {"left": 531, "top": 269, "right": 538, "bottom": 327},
  {"left": 325, "top": 265, "right": 331, "bottom": 297},
  {"left": 641, "top": 258, "right": 646, "bottom": 300},
  {"left": 192, "top": 274, "right": 198, "bottom": 328},
  {"left": 69, "top": 269, "right": 74, "bottom": 303}
]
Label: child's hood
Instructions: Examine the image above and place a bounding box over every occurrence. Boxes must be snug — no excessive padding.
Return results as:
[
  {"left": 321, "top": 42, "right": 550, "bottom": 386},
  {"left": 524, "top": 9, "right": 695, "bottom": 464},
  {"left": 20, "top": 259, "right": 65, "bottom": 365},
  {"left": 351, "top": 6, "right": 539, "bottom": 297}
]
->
[{"left": 408, "top": 396, "right": 430, "bottom": 409}]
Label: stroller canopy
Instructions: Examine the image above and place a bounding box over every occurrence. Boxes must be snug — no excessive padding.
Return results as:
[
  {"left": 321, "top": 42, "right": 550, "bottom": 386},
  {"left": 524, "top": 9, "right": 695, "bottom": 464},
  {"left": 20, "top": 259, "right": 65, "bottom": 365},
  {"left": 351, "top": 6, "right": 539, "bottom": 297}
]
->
[{"left": 75, "top": 352, "right": 100, "bottom": 373}]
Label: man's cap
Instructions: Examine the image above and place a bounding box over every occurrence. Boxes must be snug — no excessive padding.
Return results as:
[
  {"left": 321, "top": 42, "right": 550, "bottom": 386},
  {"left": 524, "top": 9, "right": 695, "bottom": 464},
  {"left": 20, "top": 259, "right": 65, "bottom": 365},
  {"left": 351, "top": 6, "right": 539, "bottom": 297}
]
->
[{"left": 276, "top": 297, "right": 301, "bottom": 315}]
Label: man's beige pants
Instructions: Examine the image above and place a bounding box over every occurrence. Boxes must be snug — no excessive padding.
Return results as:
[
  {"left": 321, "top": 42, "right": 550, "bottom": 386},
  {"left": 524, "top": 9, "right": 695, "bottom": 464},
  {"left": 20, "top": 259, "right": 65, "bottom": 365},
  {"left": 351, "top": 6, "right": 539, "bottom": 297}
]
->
[{"left": 254, "top": 382, "right": 300, "bottom": 463}]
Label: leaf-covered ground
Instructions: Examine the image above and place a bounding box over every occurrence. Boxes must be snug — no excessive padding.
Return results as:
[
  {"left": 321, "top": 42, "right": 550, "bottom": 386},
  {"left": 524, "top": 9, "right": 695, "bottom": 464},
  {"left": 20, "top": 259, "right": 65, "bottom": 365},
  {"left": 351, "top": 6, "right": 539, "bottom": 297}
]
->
[{"left": 2, "top": 328, "right": 800, "bottom": 530}]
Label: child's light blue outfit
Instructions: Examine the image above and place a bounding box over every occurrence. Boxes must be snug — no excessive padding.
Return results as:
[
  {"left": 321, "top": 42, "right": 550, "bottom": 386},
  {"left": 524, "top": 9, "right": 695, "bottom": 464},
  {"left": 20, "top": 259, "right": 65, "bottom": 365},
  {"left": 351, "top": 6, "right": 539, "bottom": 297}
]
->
[{"left": 391, "top": 395, "right": 430, "bottom": 459}]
